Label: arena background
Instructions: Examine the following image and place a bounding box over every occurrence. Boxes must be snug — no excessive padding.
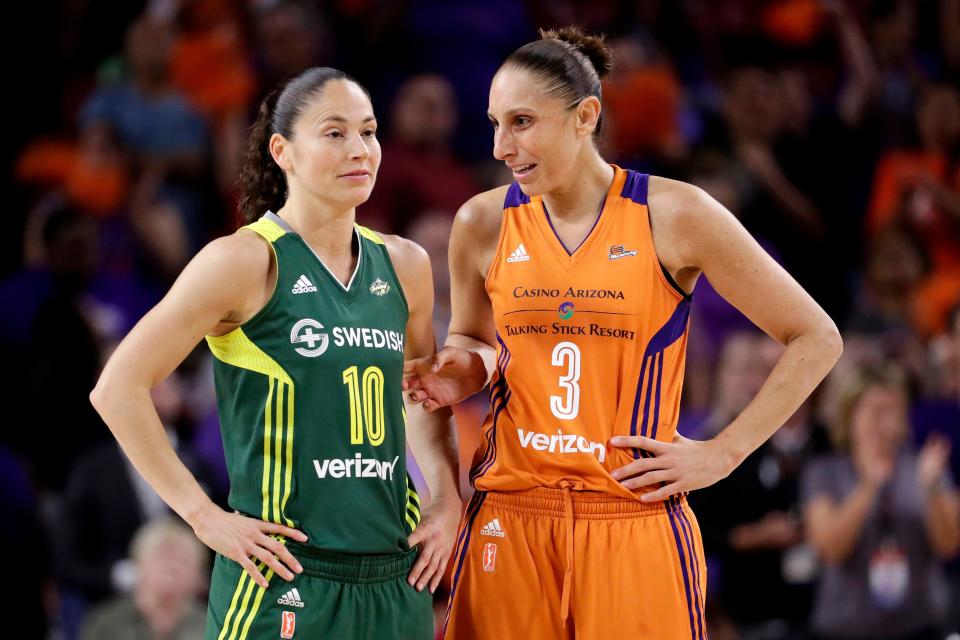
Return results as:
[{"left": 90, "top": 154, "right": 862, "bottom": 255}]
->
[{"left": 2, "top": 1, "right": 959, "bottom": 638}]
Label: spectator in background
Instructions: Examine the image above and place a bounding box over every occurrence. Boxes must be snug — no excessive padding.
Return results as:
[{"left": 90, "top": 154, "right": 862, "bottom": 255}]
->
[
  {"left": 79, "top": 519, "right": 207, "bottom": 640},
  {"left": 802, "top": 363, "right": 960, "bottom": 640},
  {"left": 866, "top": 83, "right": 960, "bottom": 337},
  {"left": 691, "top": 332, "right": 829, "bottom": 640},
  {"left": 56, "top": 373, "right": 217, "bottom": 640},
  {"left": 358, "top": 74, "right": 478, "bottom": 235},
  {"left": 79, "top": 14, "right": 211, "bottom": 262},
  {"left": 252, "top": 0, "right": 331, "bottom": 100}
]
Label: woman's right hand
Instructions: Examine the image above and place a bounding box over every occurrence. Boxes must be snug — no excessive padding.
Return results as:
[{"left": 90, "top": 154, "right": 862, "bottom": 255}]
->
[
  {"left": 191, "top": 502, "right": 308, "bottom": 588},
  {"left": 403, "top": 346, "right": 489, "bottom": 411}
]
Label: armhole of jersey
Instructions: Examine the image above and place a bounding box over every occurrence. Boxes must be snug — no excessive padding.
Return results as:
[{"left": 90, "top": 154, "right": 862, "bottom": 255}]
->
[
  {"left": 632, "top": 173, "right": 693, "bottom": 302},
  {"left": 483, "top": 185, "right": 520, "bottom": 291},
  {"left": 358, "top": 225, "right": 411, "bottom": 316},
  {"left": 232, "top": 223, "right": 284, "bottom": 330}
]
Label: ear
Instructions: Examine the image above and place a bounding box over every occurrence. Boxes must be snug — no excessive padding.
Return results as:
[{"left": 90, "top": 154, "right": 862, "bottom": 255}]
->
[
  {"left": 575, "top": 96, "right": 602, "bottom": 138},
  {"left": 269, "top": 133, "right": 292, "bottom": 172}
]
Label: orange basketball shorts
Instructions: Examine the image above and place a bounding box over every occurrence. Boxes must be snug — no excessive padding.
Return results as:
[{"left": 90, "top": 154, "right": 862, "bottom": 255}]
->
[{"left": 443, "top": 487, "right": 708, "bottom": 639}]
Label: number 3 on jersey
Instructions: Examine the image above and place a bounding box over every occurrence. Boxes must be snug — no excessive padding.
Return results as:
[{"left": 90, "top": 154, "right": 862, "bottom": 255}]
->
[
  {"left": 550, "top": 342, "right": 581, "bottom": 420},
  {"left": 343, "top": 365, "right": 385, "bottom": 445}
]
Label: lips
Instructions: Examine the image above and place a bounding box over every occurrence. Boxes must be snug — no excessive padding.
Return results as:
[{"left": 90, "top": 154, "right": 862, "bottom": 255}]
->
[
  {"left": 339, "top": 169, "right": 370, "bottom": 178},
  {"left": 510, "top": 163, "right": 537, "bottom": 178}
]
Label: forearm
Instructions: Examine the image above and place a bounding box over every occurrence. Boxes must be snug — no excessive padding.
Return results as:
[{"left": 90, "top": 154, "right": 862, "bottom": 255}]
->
[
  {"left": 90, "top": 383, "right": 214, "bottom": 527},
  {"left": 713, "top": 329, "right": 841, "bottom": 469},
  {"left": 445, "top": 332, "right": 497, "bottom": 386},
  {"left": 924, "top": 489, "right": 960, "bottom": 558},
  {"left": 812, "top": 484, "right": 878, "bottom": 564},
  {"left": 404, "top": 400, "right": 461, "bottom": 502}
]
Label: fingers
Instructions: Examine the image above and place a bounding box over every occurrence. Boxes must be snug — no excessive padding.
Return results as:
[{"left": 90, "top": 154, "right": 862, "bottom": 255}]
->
[
  {"left": 407, "top": 540, "right": 432, "bottom": 590},
  {"left": 239, "top": 557, "right": 269, "bottom": 589},
  {"left": 640, "top": 482, "right": 682, "bottom": 502},
  {"left": 407, "top": 526, "right": 427, "bottom": 549},
  {"left": 402, "top": 376, "right": 423, "bottom": 392},
  {"left": 620, "top": 469, "right": 674, "bottom": 491},
  {"left": 609, "top": 457, "right": 664, "bottom": 481},
  {"left": 262, "top": 535, "right": 304, "bottom": 576},
  {"left": 250, "top": 543, "right": 296, "bottom": 581},
  {"left": 260, "top": 522, "right": 308, "bottom": 543},
  {"left": 403, "top": 356, "right": 431, "bottom": 375},
  {"left": 609, "top": 435, "right": 669, "bottom": 454}
]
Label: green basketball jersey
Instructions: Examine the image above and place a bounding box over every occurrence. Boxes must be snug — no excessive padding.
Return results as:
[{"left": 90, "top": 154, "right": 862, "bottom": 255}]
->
[{"left": 206, "top": 212, "right": 420, "bottom": 554}]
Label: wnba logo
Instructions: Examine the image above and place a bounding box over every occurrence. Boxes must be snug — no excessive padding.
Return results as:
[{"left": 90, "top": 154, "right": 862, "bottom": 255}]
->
[
  {"left": 558, "top": 302, "right": 575, "bottom": 320},
  {"left": 280, "top": 611, "right": 296, "bottom": 638},
  {"left": 482, "top": 543, "right": 497, "bottom": 572}
]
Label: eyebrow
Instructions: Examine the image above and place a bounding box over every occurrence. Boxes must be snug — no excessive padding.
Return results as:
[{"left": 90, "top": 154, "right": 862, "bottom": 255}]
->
[
  {"left": 316, "top": 115, "right": 377, "bottom": 124},
  {"left": 487, "top": 107, "right": 536, "bottom": 120}
]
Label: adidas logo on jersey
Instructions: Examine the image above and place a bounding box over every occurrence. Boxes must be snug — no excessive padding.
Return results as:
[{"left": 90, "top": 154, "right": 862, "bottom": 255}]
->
[
  {"left": 506, "top": 243, "right": 531, "bottom": 263},
  {"left": 480, "top": 518, "right": 506, "bottom": 538},
  {"left": 291, "top": 275, "right": 317, "bottom": 294},
  {"left": 277, "top": 588, "right": 305, "bottom": 608}
]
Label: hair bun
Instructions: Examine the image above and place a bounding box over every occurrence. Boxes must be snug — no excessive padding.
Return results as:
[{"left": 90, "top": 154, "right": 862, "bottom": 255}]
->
[{"left": 540, "top": 26, "right": 613, "bottom": 78}]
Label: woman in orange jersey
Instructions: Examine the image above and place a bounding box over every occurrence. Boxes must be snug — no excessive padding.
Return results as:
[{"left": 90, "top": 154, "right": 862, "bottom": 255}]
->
[{"left": 403, "top": 27, "right": 843, "bottom": 639}]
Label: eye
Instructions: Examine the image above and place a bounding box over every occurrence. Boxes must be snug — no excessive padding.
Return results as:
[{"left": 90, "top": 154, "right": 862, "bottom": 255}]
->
[
  {"left": 326, "top": 130, "right": 344, "bottom": 139},
  {"left": 362, "top": 128, "right": 377, "bottom": 137},
  {"left": 515, "top": 116, "right": 532, "bottom": 127}
]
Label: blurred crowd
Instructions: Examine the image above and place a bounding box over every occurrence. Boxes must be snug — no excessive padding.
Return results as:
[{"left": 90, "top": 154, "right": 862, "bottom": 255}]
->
[{"left": 2, "top": 0, "right": 959, "bottom": 639}]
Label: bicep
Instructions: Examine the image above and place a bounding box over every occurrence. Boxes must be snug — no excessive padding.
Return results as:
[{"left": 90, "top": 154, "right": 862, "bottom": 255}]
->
[
  {"left": 394, "top": 242, "right": 438, "bottom": 361},
  {"left": 447, "top": 206, "right": 497, "bottom": 347},
  {"left": 98, "top": 239, "right": 260, "bottom": 389},
  {"left": 684, "top": 189, "right": 836, "bottom": 345}
]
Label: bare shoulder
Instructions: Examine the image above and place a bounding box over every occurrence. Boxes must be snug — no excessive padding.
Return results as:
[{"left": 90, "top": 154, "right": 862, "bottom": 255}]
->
[
  {"left": 174, "top": 228, "right": 274, "bottom": 315},
  {"left": 454, "top": 185, "right": 509, "bottom": 241},
  {"left": 377, "top": 231, "right": 431, "bottom": 280},
  {"left": 646, "top": 175, "right": 728, "bottom": 270}
]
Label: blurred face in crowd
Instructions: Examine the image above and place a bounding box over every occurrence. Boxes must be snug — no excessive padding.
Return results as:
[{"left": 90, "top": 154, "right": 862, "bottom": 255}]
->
[
  {"left": 392, "top": 75, "right": 459, "bottom": 148},
  {"left": 714, "top": 333, "right": 782, "bottom": 417},
  {"left": 125, "top": 18, "right": 172, "bottom": 85},
  {"left": 722, "top": 67, "right": 783, "bottom": 142},
  {"left": 917, "top": 85, "right": 960, "bottom": 152},
  {"left": 272, "top": 79, "right": 381, "bottom": 211},
  {"left": 849, "top": 384, "right": 908, "bottom": 456},
  {"left": 136, "top": 536, "right": 205, "bottom": 603},
  {"left": 488, "top": 68, "right": 600, "bottom": 195},
  {"left": 257, "top": 4, "right": 324, "bottom": 79}
]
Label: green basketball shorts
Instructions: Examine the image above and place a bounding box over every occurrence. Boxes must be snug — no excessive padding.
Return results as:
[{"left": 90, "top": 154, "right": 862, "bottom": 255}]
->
[{"left": 204, "top": 541, "right": 433, "bottom": 640}]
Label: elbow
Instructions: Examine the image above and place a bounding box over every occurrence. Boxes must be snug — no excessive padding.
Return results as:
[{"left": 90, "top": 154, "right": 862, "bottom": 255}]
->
[
  {"left": 820, "top": 324, "right": 844, "bottom": 365},
  {"left": 89, "top": 378, "right": 110, "bottom": 416}
]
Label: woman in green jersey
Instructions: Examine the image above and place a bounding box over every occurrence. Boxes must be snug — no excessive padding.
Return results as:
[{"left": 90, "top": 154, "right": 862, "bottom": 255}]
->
[{"left": 91, "top": 67, "right": 461, "bottom": 640}]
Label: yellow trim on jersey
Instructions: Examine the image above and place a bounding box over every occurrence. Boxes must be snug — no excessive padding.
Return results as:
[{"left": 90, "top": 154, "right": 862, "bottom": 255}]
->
[
  {"left": 217, "top": 562, "right": 273, "bottom": 640},
  {"left": 405, "top": 478, "right": 421, "bottom": 531},
  {"left": 206, "top": 328, "right": 295, "bottom": 526},
  {"left": 356, "top": 224, "right": 386, "bottom": 245},
  {"left": 206, "top": 328, "right": 292, "bottom": 384},
  {"left": 243, "top": 217, "right": 287, "bottom": 243}
]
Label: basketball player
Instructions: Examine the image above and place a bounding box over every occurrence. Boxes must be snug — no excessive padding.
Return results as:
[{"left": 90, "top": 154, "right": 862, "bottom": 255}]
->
[
  {"left": 403, "top": 29, "right": 843, "bottom": 638},
  {"left": 90, "top": 68, "right": 461, "bottom": 640}
]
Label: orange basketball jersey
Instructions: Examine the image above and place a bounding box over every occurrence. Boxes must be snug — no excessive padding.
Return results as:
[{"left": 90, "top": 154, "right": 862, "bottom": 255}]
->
[{"left": 471, "top": 166, "right": 692, "bottom": 499}]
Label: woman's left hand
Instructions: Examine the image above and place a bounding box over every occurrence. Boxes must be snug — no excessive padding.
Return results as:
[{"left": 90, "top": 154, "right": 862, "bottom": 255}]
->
[
  {"left": 608, "top": 433, "right": 737, "bottom": 501},
  {"left": 406, "top": 494, "right": 462, "bottom": 593}
]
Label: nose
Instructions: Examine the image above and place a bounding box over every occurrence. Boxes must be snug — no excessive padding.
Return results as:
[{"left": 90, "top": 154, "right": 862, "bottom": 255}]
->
[
  {"left": 492, "top": 126, "right": 514, "bottom": 162},
  {"left": 347, "top": 132, "right": 370, "bottom": 160}
]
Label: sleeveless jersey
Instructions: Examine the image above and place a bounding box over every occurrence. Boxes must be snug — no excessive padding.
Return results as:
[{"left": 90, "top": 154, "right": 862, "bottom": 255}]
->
[
  {"left": 206, "top": 212, "right": 421, "bottom": 554},
  {"left": 471, "top": 167, "right": 693, "bottom": 500}
]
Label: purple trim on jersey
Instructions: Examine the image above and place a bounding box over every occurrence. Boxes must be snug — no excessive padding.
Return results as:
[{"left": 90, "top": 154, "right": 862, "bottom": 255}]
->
[
  {"left": 648, "top": 298, "right": 691, "bottom": 353},
  {"left": 470, "top": 334, "right": 511, "bottom": 485},
  {"left": 629, "top": 354, "right": 650, "bottom": 458},
  {"left": 503, "top": 182, "right": 531, "bottom": 208},
  {"left": 666, "top": 497, "right": 701, "bottom": 640},
  {"left": 673, "top": 496, "right": 706, "bottom": 639},
  {"left": 650, "top": 351, "right": 665, "bottom": 440},
  {"left": 445, "top": 491, "right": 487, "bottom": 633},
  {"left": 620, "top": 171, "right": 649, "bottom": 205},
  {"left": 542, "top": 197, "right": 607, "bottom": 256}
]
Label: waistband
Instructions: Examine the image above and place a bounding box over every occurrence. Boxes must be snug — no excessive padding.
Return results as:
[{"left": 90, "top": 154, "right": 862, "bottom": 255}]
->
[
  {"left": 283, "top": 542, "right": 417, "bottom": 583},
  {"left": 483, "top": 486, "right": 686, "bottom": 519}
]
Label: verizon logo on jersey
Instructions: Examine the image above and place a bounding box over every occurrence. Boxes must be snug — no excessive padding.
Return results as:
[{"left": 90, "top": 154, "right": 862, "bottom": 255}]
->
[
  {"left": 517, "top": 428, "right": 606, "bottom": 462},
  {"left": 313, "top": 454, "right": 400, "bottom": 480}
]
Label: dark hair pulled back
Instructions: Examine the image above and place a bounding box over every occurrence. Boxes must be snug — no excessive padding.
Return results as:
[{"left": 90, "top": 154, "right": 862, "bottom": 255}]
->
[
  {"left": 501, "top": 26, "right": 614, "bottom": 140},
  {"left": 237, "top": 67, "right": 369, "bottom": 225}
]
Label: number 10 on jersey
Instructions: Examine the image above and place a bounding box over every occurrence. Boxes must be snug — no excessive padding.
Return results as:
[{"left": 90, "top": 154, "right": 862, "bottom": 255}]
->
[{"left": 343, "top": 365, "right": 386, "bottom": 446}]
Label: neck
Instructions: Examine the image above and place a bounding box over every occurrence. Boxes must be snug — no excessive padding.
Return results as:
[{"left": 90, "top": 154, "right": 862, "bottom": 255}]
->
[
  {"left": 277, "top": 188, "right": 357, "bottom": 258},
  {"left": 540, "top": 151, "right": 614, "bottom": 223}
]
